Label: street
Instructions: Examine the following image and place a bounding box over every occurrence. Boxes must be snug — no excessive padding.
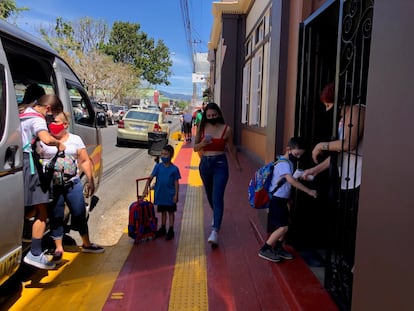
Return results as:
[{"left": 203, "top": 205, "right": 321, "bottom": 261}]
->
[
  {"left": 0, "top": 115, "right": 182, "bottom": 306},
  {"left": 77, "top": 115, "right": 181, "bottom": 247}
]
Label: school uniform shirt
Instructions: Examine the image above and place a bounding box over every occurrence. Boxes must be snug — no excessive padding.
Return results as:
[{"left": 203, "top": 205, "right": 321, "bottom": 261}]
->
[
  {"left": 20, "top": 107, "right": 48, "bottom": 153},
  {"left": 151, "top": 163, "right": 181, "bottom": 206},
  {"left": 269, "top": 157, "right": 293, "bottom": 199}
]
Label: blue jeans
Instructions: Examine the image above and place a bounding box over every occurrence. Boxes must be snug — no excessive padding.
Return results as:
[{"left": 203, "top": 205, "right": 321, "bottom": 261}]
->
[
  {"left": 50, "top": 177, "right": 88, "bottom": 239},
  {"left": 199, "top": 154, "right": 229, "bottom": 231}
]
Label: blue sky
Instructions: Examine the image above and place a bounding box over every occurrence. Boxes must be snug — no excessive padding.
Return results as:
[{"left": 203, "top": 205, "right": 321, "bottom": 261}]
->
[{"left": 14, "top": 0, "right": 214, "bottom": 96}]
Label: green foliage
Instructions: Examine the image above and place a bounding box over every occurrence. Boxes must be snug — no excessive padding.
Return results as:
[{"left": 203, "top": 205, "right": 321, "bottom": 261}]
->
[
  {"left": 40, "top": 18, "right": 80, "bottom": 56},
  {"left": 0, "top": 0, "right": 28, "bottom": 19},
  {"left": 102, "top": 21, "right": 172, "bottom": 86},
  {"left": 177, "top": 100, "right": 189, "bottom": 110}
]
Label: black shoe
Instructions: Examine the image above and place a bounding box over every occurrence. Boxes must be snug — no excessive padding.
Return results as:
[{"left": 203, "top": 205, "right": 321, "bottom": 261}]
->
[
  {"left": 165, "top": 227, "right": 174, "bottom": 240},
  {"left": 275, "top": 248, "right": 293, "bottom": 260},
  {"left": 258, "top": 248, "right": 282, "bottom": 263},
  {"left": 156, "top": 226, "right": 166, "bottom": 238}
]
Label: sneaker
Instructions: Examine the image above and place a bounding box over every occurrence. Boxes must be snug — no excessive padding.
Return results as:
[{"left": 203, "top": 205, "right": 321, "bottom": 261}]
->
[
  {"left": 258, "top": 248, "right": 282, "bottom": 263},
  {"left": 156, "top": 226, "right": 167, "bottom": 238},
  {"left": 207, "top": 230, "right": 218, "bottom": 245},
  {"left": 52, "top": 251, "right": 63, "bottom": 264},
  {"left": 82, "top": 243, "right": 105, "bottom": 253},
  {"left": 275, "top": 248, "right": 293, "bottom": 260},
  {"left": 24, "top": 251, "right": 56, "bottom": 269},
  {"left": 165, "top": 227, "right": 175, "bottom": 240}
]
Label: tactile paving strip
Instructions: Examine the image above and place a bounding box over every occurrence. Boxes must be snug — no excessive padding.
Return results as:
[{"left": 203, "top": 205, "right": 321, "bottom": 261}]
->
[{"left": 168, "top": 152, "right": 208, "bottom": 311}]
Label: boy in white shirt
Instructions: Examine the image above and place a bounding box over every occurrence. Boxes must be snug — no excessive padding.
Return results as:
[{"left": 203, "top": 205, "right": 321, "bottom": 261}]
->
[{"left": 258, "top": 137, "right": 317, "bottom": 262}]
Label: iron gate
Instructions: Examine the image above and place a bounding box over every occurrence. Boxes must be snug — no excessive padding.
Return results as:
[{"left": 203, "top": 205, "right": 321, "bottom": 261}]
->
[{"left": 294, "top": 1, "right": 374, "bottom": 310}]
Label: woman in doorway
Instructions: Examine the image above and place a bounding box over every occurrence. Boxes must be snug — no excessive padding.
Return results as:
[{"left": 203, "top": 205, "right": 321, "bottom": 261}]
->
[{"left": 303, "top": 82, "right": 366, "bottom": 302}]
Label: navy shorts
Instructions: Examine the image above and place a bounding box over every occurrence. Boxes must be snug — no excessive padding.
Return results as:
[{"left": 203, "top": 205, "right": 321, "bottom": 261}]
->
[
  {"left": 157, "top": 204, "right": 177, "bottom": 213},
  {"left": 267, "top": 196, "right": 289, "bottom": 233}
]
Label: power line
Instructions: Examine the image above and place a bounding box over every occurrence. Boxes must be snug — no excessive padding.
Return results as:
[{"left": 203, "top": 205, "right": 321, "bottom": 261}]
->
[{"left": 179, "top": 0, "right": 195, "bottom": 71}]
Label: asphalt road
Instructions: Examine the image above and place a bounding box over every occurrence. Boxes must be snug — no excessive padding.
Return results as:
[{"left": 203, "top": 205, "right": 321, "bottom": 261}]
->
[
  {"left": 75, "top": 114, "right": 182, "bottom": 247},
  {"left": 0, "top": 115, "right": 182, "bottom": 307}
]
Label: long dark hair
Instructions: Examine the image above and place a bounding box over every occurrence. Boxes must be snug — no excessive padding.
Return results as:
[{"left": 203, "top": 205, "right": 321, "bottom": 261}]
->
[{"left": 198, "top": 102, "right": 225, "bottom": 133}]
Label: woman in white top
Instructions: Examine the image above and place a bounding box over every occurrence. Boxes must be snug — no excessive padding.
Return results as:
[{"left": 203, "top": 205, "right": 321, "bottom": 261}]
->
[{"left": 41, "top": 112, "right": 104, "bottom": 263}]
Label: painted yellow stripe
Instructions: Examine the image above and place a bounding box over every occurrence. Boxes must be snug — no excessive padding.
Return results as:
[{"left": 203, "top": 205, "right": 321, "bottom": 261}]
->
[
  {"left": 168, "top": 150, "right": 208, "bottom": 310},
  {"left": 9, "top": 234, "right": 133, "bottom": 310}
]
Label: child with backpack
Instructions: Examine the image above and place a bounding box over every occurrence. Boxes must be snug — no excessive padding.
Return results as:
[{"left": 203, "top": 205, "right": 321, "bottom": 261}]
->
[
  {"left": 144, "top": 145, "right": 181, "bottom": 240},
  {"left": 258, "top": 137, "right": 317, "bottom": 263}
]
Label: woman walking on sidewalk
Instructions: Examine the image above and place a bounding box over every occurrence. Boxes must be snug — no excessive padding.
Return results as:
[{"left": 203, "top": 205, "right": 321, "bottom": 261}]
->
[{"left": 193, "top": 102, "right": 241, "bottom": 247}]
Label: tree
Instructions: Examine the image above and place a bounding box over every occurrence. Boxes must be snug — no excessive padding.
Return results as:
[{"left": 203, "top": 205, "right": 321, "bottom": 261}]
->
[
  {"left": 40, "top": 18, "right": 140, "bottom": 103},
  {"left": 0, "top": 0, "right": 28, "bottom": 20},
  {"left": 103, "top": 21, "right": 173, "bottom": 86},
  {"left": 40, "top": 17, "right": 80, "bottom": 58},
  {"left": 72, "top": 17, "right": 108, "bottom": 53}
]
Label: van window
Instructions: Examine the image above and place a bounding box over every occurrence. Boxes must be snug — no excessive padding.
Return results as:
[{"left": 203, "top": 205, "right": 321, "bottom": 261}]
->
[
  {"left": 0, "top": 65, "right": 5, "bottom": 138},
  {"left": 67, "top": 83, "right": 94, "bottom": 126}
]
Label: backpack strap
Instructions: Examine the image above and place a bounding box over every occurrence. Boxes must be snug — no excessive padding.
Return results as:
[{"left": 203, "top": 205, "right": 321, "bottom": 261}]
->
[
  {"left": 19, "top": 111, "right": 45, "bottom": 120},
  {"left": 269, "top": 157, "right": 292, "bottom": 195}
]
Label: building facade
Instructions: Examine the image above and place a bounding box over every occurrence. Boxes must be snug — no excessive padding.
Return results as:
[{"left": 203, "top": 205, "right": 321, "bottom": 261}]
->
[{"left": 209, "top": 0, "right": 414, "bottom": 310}]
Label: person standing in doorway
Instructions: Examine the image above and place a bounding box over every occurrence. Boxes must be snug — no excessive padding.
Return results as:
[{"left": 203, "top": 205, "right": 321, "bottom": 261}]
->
[{"left": 193, "top": 102, "right": 241, "bottom": 247}]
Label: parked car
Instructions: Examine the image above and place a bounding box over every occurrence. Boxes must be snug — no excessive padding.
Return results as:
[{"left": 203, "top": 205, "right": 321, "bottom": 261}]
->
[
  {"left": 113, "top": 107, "right": 127, "bottom": 123},
  {"left": 116, "top": 109, "right": 171, "bottom": 146},
  {"left": 101, "top": 102, "right": 115, "bottom": 125},
  {"left": 91, "top": 101, "right": 107, "bottom": 127}
]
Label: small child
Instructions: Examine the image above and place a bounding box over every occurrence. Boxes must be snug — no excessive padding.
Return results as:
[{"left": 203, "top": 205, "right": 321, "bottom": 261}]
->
[
  {"left": 145, "top": 145, "right": 181, "bottom": 240},
  {"left": 258, "top": 137, "right": 317, "bottom": 262}
]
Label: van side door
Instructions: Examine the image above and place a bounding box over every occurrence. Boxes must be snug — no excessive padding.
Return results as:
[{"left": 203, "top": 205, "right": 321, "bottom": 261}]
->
[
  {"left": 0, "top": 40, "right": 24, "bottom": 286},
  {"left": 53, "top": 58, "right": 103, "bottom": 189}
]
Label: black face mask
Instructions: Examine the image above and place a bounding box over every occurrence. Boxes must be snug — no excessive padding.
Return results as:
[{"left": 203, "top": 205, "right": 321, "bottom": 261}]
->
[
  {"left": 45, "top": 114, "right": 54, "bottom": 126},
  {"left": 206, "top": 118, "right": 219, "bottom": 125},
  {"left": 288, "top": 153, "right": 299, "bottom": 165}
]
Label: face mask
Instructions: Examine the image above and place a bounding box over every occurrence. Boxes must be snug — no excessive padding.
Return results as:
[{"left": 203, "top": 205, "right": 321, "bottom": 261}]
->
[
  {"left": 160, "top": 156, "right": 170, "bottom": 164},
  {"left": 45, "top": 114, "right": 54, "bottom": 125},
  {"left": 49, "top": 122, "right": 65, "bottom": 136},
  {"left": 288, "top": 153, "right": 299, "bottom": 164},
  {"left": 206, "top": 118, "right": 219, "bottom": 125}
]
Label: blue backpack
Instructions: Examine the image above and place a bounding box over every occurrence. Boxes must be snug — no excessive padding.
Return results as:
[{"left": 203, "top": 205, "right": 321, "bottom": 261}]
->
[{"left": 248, "top": 158, "right": 289, "bottom": 209}]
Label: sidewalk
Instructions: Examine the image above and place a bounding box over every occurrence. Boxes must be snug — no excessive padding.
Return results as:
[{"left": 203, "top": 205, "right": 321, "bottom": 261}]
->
[{"left": 103, "top": 141, "right": 338, "bottom": 311}]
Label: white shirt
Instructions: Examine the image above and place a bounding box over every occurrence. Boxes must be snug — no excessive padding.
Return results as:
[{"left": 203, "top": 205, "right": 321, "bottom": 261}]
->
[
  {"left": 20, "top": 107, "right": 48, "bottom": 153},
  {"left": 270, "top": 157, "right": 293, "bottom": 199},
  {"left": 40, "top": 133, "right": 85, "bottom": 163}
]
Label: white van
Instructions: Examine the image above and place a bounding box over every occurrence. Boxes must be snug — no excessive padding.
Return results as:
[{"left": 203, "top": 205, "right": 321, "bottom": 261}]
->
[{"left": 0, "top": 19, "right": 102, "bottom": 285}]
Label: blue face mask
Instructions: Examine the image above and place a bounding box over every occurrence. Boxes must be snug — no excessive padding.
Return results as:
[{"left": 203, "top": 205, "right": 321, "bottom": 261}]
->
[{"left": 161, "top": 156, "right": 170, "bottom": 164}]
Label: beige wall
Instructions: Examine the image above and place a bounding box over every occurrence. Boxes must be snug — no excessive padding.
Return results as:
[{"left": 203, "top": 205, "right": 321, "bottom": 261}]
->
[
  {"left": 241, "top": 128, "right": 267, "bottom": 161},
  {"left": 352, "top": 0, "right": 414, "bottom": 309}
]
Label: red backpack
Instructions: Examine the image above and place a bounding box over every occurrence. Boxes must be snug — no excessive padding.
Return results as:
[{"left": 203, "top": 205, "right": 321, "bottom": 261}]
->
[{"left": 128, "top": 178, "right": 158, "bottom": 243}]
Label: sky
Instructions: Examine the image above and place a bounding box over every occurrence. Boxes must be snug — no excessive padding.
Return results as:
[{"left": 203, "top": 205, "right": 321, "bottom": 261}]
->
[{"left": 13, "top": 0, "right": 214, "bottom": 96}]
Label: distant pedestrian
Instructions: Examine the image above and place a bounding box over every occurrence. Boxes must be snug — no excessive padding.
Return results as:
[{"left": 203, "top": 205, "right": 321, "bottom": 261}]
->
[
  {"left": 182, "top": 111, "right": 193, "bottom": 142},
  {"left": 193, "top": 102, "right": 241, "bottom": 248},
  {"left": 258, "top": 137, "right": 317, "bottom": 263},
  {"left": 145, "top": 145, "right": 181, "bottom": 240}
]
